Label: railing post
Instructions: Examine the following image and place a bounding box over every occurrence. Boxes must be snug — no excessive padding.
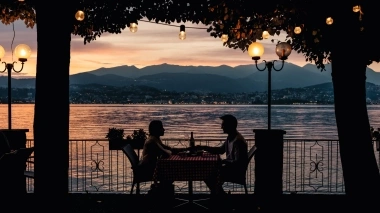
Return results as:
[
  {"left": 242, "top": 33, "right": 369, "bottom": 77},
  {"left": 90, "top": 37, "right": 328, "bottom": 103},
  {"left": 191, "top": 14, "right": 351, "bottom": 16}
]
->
[{"left": 253, "top": 129, "right": 286, "bottom": 210}]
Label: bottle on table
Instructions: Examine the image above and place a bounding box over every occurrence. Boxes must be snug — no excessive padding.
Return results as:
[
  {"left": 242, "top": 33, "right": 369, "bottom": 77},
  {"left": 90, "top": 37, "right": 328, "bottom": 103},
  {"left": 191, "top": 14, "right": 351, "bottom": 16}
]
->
[{"left": 189, "top": 132, "right": 195, "bottom": 154}]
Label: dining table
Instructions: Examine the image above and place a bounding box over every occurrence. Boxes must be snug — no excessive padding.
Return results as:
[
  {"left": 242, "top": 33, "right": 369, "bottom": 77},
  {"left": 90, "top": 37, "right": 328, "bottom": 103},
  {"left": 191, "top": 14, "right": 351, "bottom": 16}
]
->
[{"left": 153, "top": 151, "right": 222, "bottom": 209}]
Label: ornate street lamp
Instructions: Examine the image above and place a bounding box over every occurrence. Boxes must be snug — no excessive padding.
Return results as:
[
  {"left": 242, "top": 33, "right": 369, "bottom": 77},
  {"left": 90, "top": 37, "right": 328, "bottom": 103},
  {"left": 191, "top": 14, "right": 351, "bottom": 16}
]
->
[
  {"left": 0, "top": 44, "right": 32, "bottom": 129},
  {"left": 248, "top": 41, "right": 292, "bottom": 130}
]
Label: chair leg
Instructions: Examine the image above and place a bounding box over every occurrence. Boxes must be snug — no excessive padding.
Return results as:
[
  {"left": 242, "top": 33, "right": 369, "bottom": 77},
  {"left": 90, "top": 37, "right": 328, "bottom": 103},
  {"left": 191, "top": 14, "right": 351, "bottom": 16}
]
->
[
  {"left": 244, "top": 183, "right": 248, "bottom": 194},
  {"left": 130, "top": 182, "right": 135, "bottom": 194},
  {"left": 136, "top": 182, "right": 140, "bottom": 195}
]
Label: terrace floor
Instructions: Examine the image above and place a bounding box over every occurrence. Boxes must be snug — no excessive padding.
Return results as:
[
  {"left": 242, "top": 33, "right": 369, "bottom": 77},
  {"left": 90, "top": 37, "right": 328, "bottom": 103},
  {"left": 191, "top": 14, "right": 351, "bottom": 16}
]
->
[
  {"left": 6, "top": 192, "right": 376, "bottom": 213},
  {"left": 66, "top": 193, "right": 351, "bottom": 213}
]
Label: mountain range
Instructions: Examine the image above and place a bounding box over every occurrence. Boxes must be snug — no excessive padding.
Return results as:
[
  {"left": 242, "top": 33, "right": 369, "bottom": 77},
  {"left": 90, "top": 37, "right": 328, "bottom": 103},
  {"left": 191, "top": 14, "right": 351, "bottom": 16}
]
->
[{"left": 1, "top": 62, "right": 380, "bottom": 93}]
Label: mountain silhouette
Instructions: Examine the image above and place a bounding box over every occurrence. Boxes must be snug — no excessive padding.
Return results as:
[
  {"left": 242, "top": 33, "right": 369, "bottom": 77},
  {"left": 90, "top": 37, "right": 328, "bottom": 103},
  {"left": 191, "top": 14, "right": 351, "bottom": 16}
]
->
[{"left": 1, "top": 62, "right": 380, "bottom": 92}]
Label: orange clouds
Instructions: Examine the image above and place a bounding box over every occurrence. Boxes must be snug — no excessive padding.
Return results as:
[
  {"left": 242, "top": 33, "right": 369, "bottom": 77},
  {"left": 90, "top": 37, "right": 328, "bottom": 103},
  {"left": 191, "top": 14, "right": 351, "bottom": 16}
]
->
[{"left": 1, "top": 20, "right": 380, "bottom": 77}]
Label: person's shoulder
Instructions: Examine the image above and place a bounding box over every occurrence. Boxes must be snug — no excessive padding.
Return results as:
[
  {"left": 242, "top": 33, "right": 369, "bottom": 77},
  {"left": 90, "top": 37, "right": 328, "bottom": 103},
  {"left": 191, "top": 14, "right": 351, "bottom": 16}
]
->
[
  {"left": 235, "top": 132, "right": 247, "bottom": 144},
  {"left": 145, "top": 136, "right": 156, "bottom": 144}
]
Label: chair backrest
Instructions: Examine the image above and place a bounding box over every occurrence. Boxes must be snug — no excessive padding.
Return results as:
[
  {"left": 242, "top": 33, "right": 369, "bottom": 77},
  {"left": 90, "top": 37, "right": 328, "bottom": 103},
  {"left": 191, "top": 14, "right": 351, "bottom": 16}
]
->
[
  {"left": 247, "top": 145, "right": 257, "bottom": 165},
  {"left": 0, "top": 131, "right": 11, "bottom": 157},
  {"left": 224, "top": 145, "right": 257, "bottom": 184},
  {"left": 122, "top": 144, "right": 139, "bottom": 168}
]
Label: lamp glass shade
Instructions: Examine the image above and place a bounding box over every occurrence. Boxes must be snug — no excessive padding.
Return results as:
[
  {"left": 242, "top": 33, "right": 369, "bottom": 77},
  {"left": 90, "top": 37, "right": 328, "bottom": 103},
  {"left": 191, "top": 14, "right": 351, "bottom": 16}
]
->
[
  {"left": 75, "top": 10, "right": 85, "bottom": 21},
  {"left": 179, "top": 31, "right": 186, "bottom": 40},
  {"left": 15, "top": 44, "right": 31, "bottom": 60},
  {"left": 0, "top": 45, "right": 5, "bottom": 59},
  {"left": 275, "top": 42, "right": 292, "bottom": 59},
  {"left": 294, "top": 27, "right": 302, "bottom": 34},
  {"left": 262, "top": 31, "right": 270, "bottom": 39},
  {"left": 130, "top": 23, "right": 138, "bottom": 33},
  {"left": 326, "top": 17, "right": 333, "bottom": 25},
  {"left": 248, "top": 42, "right": 264, "bottom": 58},
  {"left": 221, "top": 34, "right": 228, "bottom": 42}
]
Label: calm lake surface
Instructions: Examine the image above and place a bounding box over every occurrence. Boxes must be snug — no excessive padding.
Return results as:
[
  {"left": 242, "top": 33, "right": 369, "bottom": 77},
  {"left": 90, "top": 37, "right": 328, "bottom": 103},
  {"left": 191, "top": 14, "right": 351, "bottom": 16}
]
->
[{"left": 2, "top": 104, "right": 380, "bottom": 140}]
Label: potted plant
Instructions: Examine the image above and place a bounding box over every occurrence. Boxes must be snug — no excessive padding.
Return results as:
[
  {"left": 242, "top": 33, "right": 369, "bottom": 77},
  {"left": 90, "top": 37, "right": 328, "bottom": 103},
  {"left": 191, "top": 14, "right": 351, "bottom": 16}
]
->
[
  {"left": 106, "top": 128, "right": 148, "bottom": 150},
  {"left": 106, "top": 127, "right": 126, "bottom": 150},
  {"left": 125, "top": 129, "right": 148, "bottom": 150}
]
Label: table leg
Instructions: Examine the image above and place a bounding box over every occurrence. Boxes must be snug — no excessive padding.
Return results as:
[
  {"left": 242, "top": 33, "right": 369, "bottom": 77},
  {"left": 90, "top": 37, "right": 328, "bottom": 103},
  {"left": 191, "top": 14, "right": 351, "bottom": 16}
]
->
[{"left": 173, "top": 181, "right": 209, "bottom": 210}]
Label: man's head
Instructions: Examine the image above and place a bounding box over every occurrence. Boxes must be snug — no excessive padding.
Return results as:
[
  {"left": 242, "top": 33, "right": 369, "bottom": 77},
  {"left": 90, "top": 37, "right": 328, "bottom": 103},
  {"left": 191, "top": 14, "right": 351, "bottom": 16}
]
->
[
  {"left": 220, "top": 114, "right": 238, "bottom": 134},
  {"left": 149, "top": 120, "right": 165, "bottom": 137}
]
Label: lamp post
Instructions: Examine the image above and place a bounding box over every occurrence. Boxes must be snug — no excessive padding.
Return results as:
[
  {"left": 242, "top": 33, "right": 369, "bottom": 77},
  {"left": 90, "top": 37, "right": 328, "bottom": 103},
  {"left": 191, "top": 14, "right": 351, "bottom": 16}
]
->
[
  {"left": 248, "top": 41, "right": 292, "bottom": 130},
  {"left": 0, "top": 44, "right": 32, "bottom": 129}
]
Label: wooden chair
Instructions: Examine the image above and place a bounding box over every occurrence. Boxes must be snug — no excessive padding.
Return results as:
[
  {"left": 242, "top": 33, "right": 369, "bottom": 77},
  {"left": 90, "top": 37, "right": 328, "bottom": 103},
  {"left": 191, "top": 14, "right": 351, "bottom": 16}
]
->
[
  {"left": 222, "top": 145, "right": 257, "bottom": 194},
  {"left": 121, "top": 144, "right": 152, "bottom": 194}
]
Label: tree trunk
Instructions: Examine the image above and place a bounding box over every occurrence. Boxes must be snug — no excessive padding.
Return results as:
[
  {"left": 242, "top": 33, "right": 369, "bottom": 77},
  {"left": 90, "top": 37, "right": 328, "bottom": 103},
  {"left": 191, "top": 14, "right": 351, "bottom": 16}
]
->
[
  {"left": 34, "top": 3, "right": 71, "bottom": 209},
  {"left": 331, "top": 4, "right": 380, "bottom": 210}
]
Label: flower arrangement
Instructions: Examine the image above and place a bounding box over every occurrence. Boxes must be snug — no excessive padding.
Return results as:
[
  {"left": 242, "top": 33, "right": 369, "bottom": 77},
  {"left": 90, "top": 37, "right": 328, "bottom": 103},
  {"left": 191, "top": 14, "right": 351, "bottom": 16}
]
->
[
  {"left": 126, "top": 129, "right": 148, "bottom": 144},
  {"left": 105, "top": 127, "right": 125, "bottom": 141},
  {"left": 106, "top": 128, "right": 148, "bottom": 150}
]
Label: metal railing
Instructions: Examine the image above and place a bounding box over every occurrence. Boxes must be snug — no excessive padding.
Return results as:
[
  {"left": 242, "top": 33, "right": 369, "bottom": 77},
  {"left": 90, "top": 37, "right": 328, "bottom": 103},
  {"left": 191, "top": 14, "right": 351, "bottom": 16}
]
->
[{"left": 25, "top": 138, "right": 380, "bottom": 194}]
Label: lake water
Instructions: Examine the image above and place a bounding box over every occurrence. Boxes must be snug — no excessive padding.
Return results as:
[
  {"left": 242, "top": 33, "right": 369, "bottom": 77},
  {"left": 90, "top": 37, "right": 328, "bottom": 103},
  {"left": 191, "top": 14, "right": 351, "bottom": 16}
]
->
[
  {"left": 2, "top": 104, "right": 380, "bottom": 140},
  {"left": 3, "top": 104, "right": 379, "bottom": 194}
]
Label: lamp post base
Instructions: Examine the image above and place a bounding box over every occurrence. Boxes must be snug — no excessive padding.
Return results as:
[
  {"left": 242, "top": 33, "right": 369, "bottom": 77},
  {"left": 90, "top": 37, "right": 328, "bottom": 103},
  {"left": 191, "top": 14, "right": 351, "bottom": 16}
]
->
[{"left": 253, "top": 129, "right": 286, "bottom": 208}]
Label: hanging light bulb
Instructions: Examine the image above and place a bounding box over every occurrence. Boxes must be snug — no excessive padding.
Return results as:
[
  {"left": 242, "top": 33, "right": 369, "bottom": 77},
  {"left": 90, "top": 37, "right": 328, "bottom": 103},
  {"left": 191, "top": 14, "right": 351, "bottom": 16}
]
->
[
  {"left": 262, "top": 31, "right": 270, "bottom": 39},
  {"left": 75, "top": 10, "right": 85, "bottom": 21},
  {"left": 294, "top": 26, "right": 302, "bottom": 34},
  {"left": 326, "top": 17, "right": 333, "bottom": 25},
  {"left": 353, "top": 5, "right": 361, "bottom": 12},
  {"left": 179, "top": 25, "right": 186, "bottom": 40},
  {"left": 221, "top": 34, "right": 228, "bottom": 42},
  {"left": 130, "top": 23, "right": 138, "bottom": 33}
]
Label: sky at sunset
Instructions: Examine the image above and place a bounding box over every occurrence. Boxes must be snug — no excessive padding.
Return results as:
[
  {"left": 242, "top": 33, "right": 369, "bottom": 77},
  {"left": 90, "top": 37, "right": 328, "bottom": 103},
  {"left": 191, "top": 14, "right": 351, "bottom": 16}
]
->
[{"left": 1, "top": 19, "right": 380, "bottom": 77}]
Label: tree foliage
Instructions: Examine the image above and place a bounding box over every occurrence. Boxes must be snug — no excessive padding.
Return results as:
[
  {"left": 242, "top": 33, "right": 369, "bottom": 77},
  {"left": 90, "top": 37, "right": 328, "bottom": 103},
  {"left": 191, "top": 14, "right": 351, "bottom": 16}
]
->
[{"left": 2, "top": 1, "right": 378, "bottom": 70}]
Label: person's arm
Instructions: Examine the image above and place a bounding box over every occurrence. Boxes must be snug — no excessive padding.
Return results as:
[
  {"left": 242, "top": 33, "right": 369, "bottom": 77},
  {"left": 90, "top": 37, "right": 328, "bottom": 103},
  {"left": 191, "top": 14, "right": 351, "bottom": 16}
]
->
[
  {"left": 155, "top": 142, "right": 172, "bottom": 158},
  {"left": 198, "top": 142, "right": 225, "bottom": 154}
]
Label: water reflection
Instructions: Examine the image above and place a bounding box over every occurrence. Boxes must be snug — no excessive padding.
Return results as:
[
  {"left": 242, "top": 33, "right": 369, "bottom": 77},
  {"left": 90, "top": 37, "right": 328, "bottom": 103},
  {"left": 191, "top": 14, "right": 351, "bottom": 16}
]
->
[{"left": 2, "top": 104, "right": 380, "bottom": 140}]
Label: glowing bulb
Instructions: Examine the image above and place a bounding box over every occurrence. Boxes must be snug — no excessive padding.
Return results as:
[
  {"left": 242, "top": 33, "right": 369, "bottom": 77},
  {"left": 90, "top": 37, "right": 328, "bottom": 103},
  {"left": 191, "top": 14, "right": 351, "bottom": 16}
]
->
[
  {"left": 0, "top": 45, "right": 5, "bottom": 59},
  {"left": 294, "top": 26, "right": 302, "bottom": 34},
  {"left": 221, "top": 34, "right": 228, "bottom": 42},
  {"left": 75, "top": 10, "right": 85, "bottom": 21},
  {"left": 248, "top": 42, "right": 264, "bottom": 60},
  {"left": 262, "top": 31, "right": 270, "bottom": 39},
  {"left": 275, "top": 42, "right": 292, "bottom": 60},
  {"left": 130, "top": 23, "right": 138, "bottom": 33},
  {"left": 353, "top": 5, "right": 361, "bottom": 12},
  {"left": 179, "top": 32, "right": 186, "bottom": 40},
  {"left": 179, "top": 25, "right": 186, "bottom": 40},
  {"left": 326, "top": 17, "right": 333, "bottom": 25},
  {"left": 14, "top": 44, "right": 32, "bottom": 61}
]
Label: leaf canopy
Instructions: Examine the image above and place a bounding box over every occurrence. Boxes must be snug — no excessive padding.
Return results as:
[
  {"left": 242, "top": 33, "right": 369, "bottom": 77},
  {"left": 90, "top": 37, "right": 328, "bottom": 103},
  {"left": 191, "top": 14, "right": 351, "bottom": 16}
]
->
[{"left": 1, "top": 0, "right": 378, "bottom": 69}]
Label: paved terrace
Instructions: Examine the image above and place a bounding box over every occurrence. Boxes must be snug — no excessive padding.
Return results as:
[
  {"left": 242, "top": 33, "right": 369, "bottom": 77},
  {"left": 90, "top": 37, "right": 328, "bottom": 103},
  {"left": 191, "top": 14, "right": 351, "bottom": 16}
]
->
[{"left": 15, "top": 193, "right": 351, "bottom": 213}]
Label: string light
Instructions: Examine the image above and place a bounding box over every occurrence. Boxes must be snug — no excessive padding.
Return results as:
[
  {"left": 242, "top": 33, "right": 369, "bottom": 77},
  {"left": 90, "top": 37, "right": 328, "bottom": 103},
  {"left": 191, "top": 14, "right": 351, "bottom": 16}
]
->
[
  {"left": 294, "top": 26, "right": 302, "bottom": 34},
  {"left": 262, "top": 31, "right": 270, "bottom": 39},
  {"left": 221, "top": 34, "right": 228, "bottom": 42},
  {"left": 326, "top": 17, "right": 333, "bottom": 25},
  {"left": 179, "top": 25, "right": 186, "bottom": 40},
  {"left": 75, "top": 10, "right": 85, "bottom": 21},
  {"left": 130, "top": 23, "right": 138, "bottom": 33},
  {"left": 353, "top": 5, "right": 361, "bottom": 12}
]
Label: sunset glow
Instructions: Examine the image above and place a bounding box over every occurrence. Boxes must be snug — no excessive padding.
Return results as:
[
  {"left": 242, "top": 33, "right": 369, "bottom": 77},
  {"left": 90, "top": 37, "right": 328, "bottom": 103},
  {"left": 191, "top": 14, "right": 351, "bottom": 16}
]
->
[{"left": 1, "top": 20, "right": 380, "bottom": 77}]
